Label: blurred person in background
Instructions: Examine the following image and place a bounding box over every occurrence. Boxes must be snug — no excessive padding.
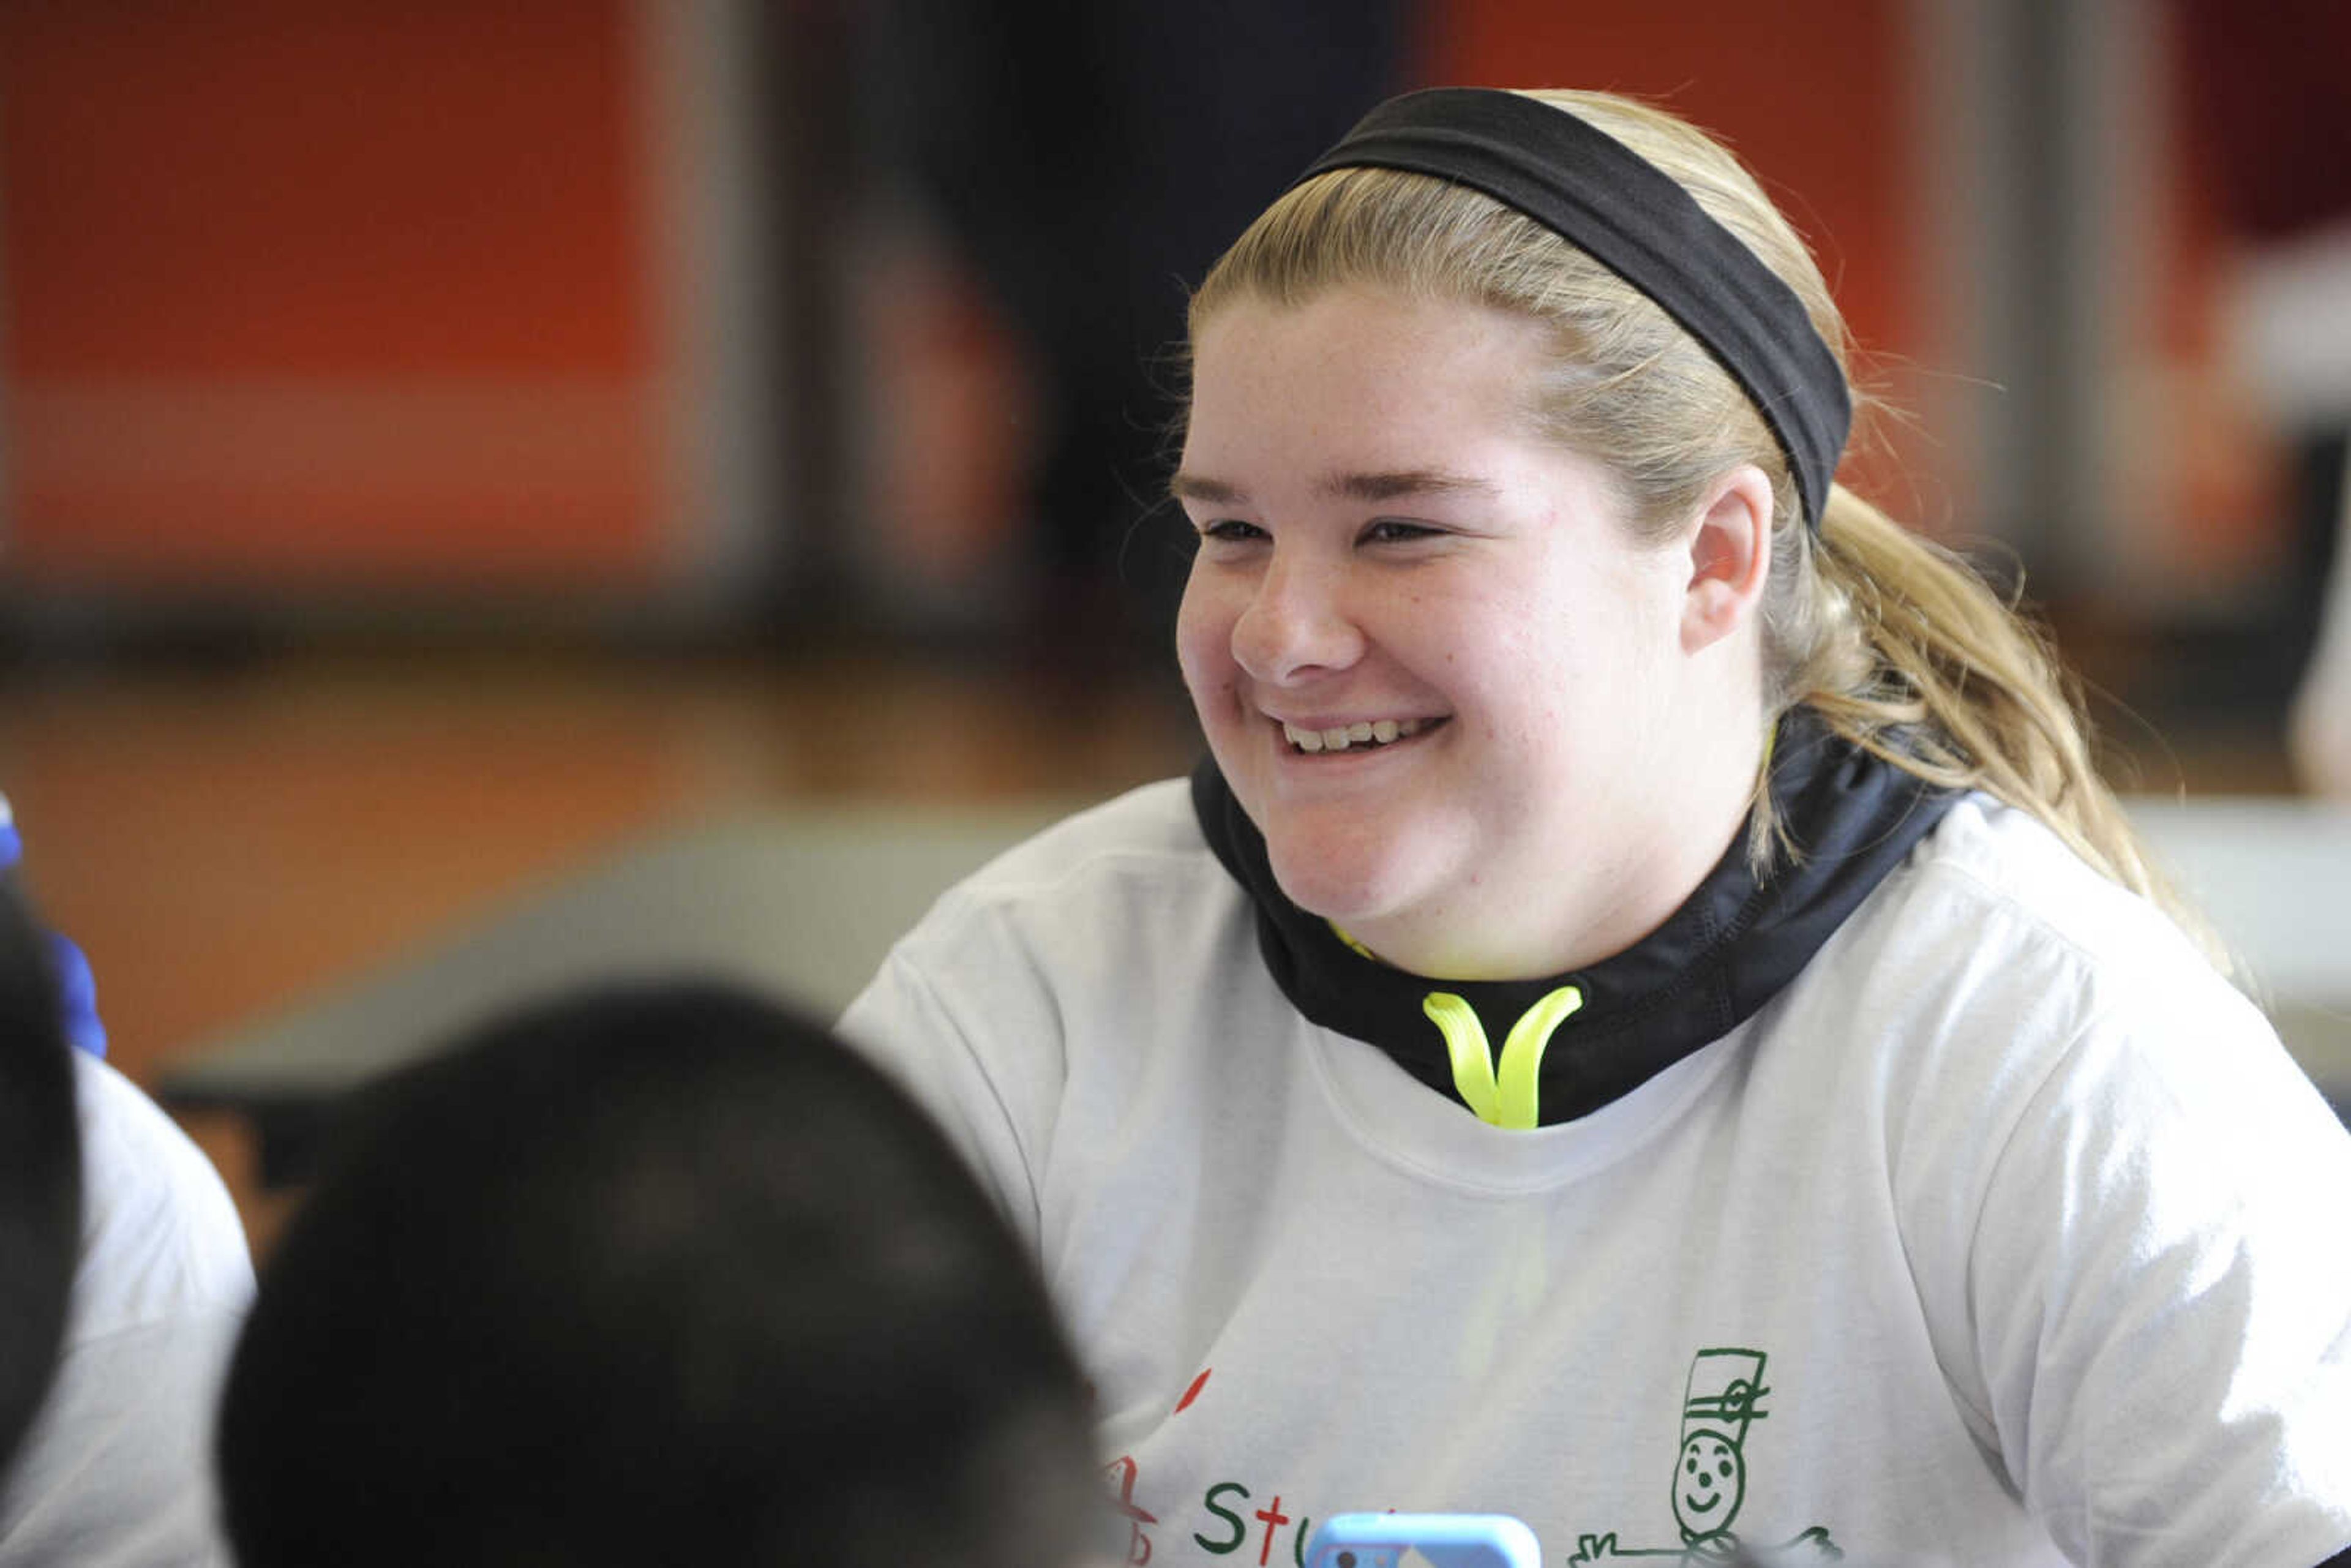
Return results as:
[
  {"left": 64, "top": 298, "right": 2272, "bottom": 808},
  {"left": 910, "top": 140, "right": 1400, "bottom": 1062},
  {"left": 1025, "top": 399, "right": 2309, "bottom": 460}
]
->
[
  {"left": 0, "top": 804, "right": 252, "bottom": 1566},
  {"left": 2173, "top": 0, "right": 2351, "bottom": 796},
  {"left": 860, "top": 0, "right": 1411, "bottom": 675},
  {"left": 216, "top": 982, "right": 1103, "bottom": 1568}
]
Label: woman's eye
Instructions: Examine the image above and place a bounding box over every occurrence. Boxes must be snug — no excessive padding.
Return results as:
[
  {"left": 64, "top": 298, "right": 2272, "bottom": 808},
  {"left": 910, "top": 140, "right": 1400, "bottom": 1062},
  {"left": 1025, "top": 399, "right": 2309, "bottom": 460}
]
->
[
  {"left": 1198, "top": 519, "right": 1267, "bottom": 544},
  {"left": 1362, "top": 519, "right": 1441, "bottom": 544}
]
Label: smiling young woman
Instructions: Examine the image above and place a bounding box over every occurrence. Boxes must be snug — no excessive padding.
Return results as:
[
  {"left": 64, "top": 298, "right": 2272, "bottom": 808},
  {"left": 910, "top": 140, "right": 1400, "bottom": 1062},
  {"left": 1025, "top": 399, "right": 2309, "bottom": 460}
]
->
[
  {"left": 1174, "top": 285, "right": 1769, "bottom": 981},
  {"left": 842, "top": 87, "right": 2351, "bottom": 1568}
]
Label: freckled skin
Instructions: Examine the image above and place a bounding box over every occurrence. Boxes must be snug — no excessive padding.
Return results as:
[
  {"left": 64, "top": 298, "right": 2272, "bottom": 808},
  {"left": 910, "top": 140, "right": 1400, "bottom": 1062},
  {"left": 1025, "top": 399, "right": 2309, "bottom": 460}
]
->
[{"left": 1673, "top": 1434, "right": 1744, "bottom": 1542}]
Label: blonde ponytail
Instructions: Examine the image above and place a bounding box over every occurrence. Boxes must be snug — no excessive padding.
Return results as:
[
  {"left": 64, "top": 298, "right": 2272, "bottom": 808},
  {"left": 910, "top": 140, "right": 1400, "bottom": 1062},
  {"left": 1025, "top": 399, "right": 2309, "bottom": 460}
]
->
[{"left": 1767, "top": 486, "right": 2221, "bottom": 965}]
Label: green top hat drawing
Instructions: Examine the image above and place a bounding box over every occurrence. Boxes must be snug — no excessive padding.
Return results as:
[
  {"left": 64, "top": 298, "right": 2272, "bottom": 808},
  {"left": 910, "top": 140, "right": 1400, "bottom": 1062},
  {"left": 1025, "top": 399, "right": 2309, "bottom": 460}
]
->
[{"left": 1681, "top": 1348, "right": 1770, "bottom": 1449}]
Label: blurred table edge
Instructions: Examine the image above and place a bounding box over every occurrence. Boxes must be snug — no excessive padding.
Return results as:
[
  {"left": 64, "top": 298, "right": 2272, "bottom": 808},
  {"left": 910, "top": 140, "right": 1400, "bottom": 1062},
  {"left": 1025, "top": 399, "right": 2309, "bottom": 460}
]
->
[
  {"left": 156, "top": 799, "right": 1079, "bottom": 1185},
  {"left": 156, "top": 794, "right": 2351, "bottom": 1188}
]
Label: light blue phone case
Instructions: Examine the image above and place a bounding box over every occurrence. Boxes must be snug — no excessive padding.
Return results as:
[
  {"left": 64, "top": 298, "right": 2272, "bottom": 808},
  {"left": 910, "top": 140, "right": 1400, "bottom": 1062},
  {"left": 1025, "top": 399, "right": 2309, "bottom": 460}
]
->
[{"left": 1302, "top": 1512, "right": 1543, "bottom": 1568}]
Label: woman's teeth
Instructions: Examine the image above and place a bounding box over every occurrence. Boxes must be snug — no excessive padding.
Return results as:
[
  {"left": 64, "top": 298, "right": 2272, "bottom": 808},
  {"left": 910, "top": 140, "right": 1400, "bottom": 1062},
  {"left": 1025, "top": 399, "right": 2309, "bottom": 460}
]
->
[{"left": 1281, "top": 718, "right": 1428, "bottom": 753}]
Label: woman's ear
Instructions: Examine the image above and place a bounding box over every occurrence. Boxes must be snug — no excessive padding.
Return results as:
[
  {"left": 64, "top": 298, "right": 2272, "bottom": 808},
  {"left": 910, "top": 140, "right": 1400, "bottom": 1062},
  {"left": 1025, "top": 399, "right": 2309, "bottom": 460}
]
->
[{"left": 1681, "top": 463, "right": 1774, "bottom": 655}]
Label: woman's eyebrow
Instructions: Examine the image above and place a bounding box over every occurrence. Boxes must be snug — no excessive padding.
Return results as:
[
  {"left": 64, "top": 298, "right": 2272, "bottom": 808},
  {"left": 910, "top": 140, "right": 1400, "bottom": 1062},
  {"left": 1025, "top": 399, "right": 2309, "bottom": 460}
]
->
[
  {"left": 1168, "top": 472, "right": 1242, "bottom": 505},
  {"left": 1169, "top": 469, "right": 1498, "bottom": 505},
  {"left": 1321, "top": 468, "right": 1501, "bottom": 501}
]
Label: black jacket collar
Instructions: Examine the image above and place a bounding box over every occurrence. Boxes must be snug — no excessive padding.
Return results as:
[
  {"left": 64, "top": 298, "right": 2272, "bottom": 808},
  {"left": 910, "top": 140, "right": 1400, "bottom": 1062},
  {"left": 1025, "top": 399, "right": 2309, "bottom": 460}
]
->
[{"left": 1190, "top": 710, "right": 1955, "bottom": 1125}]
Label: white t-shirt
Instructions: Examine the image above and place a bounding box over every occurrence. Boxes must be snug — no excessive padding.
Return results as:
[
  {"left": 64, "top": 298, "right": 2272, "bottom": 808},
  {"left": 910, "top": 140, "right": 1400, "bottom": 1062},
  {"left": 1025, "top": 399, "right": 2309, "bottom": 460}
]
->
[
  {"left": 841, "top": 780, "right": 2351, "bottom": 1568},
  {"left": 0, "top": 1054, "right": 255, "bottom": 1565}
]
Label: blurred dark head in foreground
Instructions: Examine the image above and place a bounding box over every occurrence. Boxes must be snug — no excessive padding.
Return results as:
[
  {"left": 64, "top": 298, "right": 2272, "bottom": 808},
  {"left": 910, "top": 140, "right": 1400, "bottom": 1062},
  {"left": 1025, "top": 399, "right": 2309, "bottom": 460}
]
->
[
  {"left": 216, "top": 981, "right": 1096, "bottom": 1568},
  {"left": 0, "top": 875, "right": 80, "bottom": 1486}
]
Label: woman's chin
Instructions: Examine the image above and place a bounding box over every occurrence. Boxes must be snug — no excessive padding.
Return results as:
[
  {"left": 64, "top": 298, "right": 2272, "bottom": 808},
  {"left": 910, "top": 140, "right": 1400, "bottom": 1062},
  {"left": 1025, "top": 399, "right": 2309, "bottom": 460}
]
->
[{"left": 1266, "top": 846, "right": 1423, "bottom": 941}]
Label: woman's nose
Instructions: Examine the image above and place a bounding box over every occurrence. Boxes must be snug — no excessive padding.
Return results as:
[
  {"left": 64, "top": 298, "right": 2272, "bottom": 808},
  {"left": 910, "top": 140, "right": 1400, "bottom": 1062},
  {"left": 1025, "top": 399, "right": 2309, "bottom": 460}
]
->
[{"left": 1230, "top": 554, "right": 1363, "bottom": 684}]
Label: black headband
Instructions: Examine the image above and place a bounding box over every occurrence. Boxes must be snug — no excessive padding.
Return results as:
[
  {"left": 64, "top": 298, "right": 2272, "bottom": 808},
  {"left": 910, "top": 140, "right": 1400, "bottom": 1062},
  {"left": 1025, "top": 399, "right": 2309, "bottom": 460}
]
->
[{"left": 1296, "top": 87, "right": 1850, "bottom": 528}]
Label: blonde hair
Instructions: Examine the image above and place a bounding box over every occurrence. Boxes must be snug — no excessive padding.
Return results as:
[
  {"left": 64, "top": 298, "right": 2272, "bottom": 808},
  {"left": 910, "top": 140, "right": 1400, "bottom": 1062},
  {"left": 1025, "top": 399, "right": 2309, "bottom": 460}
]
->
[{"left": 1188, "top": 88, "right": 2212, "bottom": 957}]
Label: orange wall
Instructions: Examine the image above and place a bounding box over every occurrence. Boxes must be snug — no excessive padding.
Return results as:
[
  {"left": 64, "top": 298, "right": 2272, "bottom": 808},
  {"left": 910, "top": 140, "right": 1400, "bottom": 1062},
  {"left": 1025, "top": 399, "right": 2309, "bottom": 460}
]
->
[
  {"left": 1416, "top": 2, "right": 1920, "bottom": 508},
  {"left": 0, "top": 0, "right": 667, "bottom": 587},
  {"left": 1420, "top": 2, "right": 1916, "bottom": 373},
  {"left": 0, "top": 3, "right": 1947, "bottom": 593}
]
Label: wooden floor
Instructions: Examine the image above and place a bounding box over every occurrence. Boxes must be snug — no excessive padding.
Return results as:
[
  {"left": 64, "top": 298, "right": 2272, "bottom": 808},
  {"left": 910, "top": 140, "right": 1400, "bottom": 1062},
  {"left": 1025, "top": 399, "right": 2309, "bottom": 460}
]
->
[
  {"left": 0, "top": 642, "right": 2306, "bottom": 1253},
  {"left": 0, "top": 648, "right": 1199, "bottom": 1250}
]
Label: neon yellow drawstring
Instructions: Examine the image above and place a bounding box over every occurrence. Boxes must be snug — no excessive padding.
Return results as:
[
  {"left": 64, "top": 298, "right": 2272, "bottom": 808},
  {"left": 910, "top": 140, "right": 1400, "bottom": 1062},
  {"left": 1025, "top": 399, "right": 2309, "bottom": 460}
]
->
[
  {"left": 1420, "top": 986, "right": 1584, "bottom": 1130},
  {"left": 1331, "top": 923, "right": 1584, "bottom": 1127}
]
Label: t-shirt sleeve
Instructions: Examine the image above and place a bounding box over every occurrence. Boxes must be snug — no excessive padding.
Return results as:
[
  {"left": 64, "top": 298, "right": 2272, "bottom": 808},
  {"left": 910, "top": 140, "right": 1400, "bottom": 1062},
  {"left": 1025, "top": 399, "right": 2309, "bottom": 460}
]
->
[
  {"left": 836, "top": 910, "right": 1071, "bottom": 1248},
  {"left": 0, "top": 1056, "right": 256, "bottom": 1566},
  {"left": 1960, "top": 980, "right": 2351, "bottom": 1568}
]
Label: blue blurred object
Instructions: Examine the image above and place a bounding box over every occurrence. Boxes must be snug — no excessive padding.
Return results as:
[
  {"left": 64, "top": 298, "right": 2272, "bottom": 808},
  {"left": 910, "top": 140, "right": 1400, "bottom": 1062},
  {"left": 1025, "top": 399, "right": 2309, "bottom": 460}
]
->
[
  {"left": 43, "top": 931, "right": 107, "bottom": 1060},
  {"left": 1303, "top": 1514, "right": 1542, "bottom": 1568},
  {"left": 0, "top": 797, "right": 108, "bottom": 1059}
]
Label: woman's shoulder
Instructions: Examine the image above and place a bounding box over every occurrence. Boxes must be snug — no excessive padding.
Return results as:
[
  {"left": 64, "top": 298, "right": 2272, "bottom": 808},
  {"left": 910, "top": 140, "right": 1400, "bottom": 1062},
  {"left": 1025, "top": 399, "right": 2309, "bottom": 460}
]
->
[
  {"left": 931, "top": 776, "right": 1221, "bottom": 907},
  {"left": 839, "top": 776, "right": 1257, "bottom": 1100},
  {"left": 1798, "top": 793, "right": 2347, "bottom": 1228},
  {"left": 1803, "top": 792, "right": 2337, "bottom": 1153},
  {"left": 1880, "top": 793, "right": 2228, "bottom": 990},
  {"left": 1802, "top": 793, "right": 2277, "bottom": 1084},
  {"left": 878, "top": 776, "right": 1240, "bottom": 972}
]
